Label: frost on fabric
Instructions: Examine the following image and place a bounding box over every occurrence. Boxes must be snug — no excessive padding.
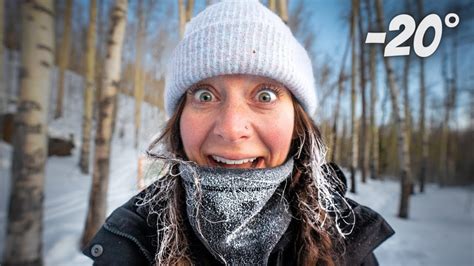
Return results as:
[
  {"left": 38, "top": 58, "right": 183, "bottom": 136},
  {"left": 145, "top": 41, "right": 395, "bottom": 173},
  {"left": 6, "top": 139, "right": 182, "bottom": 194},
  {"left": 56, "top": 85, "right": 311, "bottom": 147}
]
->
[
  {"left": 136, "top": 134, "right": 356, "bottom": 264},
  {"left": 178, "top": 158, "right": 293, "bottom": 265}
]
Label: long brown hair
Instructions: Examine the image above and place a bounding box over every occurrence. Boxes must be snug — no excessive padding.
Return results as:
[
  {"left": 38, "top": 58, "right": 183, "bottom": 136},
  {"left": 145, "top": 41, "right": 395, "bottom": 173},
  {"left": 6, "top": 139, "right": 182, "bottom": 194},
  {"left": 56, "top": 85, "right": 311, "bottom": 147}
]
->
[{"left": 144, "top": 95, "right": 342, "bottom": 265}]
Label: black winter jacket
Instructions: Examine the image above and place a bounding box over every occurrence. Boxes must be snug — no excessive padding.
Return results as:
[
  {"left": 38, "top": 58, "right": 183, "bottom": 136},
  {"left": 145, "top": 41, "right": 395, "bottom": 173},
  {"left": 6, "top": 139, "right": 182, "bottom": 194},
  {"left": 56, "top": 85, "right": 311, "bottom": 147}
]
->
[
  {"left": 83, "top": 196, "right": 393, "bottom": 265},
  {"left": 83, "top": 166, "right": 394, "bottom": 265}
]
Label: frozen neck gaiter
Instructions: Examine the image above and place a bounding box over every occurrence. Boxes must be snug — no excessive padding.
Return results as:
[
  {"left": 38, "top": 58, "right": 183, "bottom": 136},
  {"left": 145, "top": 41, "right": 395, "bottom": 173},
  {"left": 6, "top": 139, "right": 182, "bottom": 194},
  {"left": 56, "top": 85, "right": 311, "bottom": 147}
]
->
[{"left": 179, "top": 158, "right": 294, "bottom": 265}]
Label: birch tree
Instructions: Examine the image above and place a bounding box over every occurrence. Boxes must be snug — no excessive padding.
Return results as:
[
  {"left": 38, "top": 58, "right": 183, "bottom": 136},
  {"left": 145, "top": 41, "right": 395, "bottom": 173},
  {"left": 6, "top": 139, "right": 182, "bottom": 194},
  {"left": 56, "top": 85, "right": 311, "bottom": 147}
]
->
[
  {"left": 440, "top": 32, "right": 457, "bottom": 186},
  {"left": 79, "top": 0, "right": 97, "bottom": 174},
  {"left": 268, "top": 0, "right": 276, "bottom": 12},
  {"left": 54, "top": 0, "right": 73, "bottom": 119},
  {"left": 402, "top": 0, "right": 414, "bottom": 186},
  {"left": 3, "top": 0, "right": 54, "bottom": 264},
  {"left": 358, "top": 0, "right": 368, "bottom": 183},
  {"left": 367, "top": 0, "right": 379, "bottom": 179},
  {"left": 81, "top": 0, "right": 128, "bottom": 247},
  {"left": 331, "top": 34, "right": 350, "bottom": 163},
  {"left": 94, "top": 0, "right": 107, "bottom": 121},
  {"left": 0, "top": 1, "right": 5, "bottom": 119},
  {"left": 339, "top": 115, "right": 348, "bottom": 165},
  {"left": 350, "top": 0, "right": 359, "bottom": 193},
  {"left": 268, "top": 0, "right": 288, "bottom": 24},
  {"left": 134, "top": 0, "right": 145, "bottom": 148},
  {"left": 179, "top": 0, "right": 194, "bottom": 39},
  {"left": 186, "top": 0, "right": 195, "bottom": 23},
  {"left": 440, "top": 49, "right": 450, "bottom": 186},
  {"left": 277, "top": 0, "right": 288, "bottom": 24},
  {"left": 375, "top": 0, "right": 412, "bottom": 218},
  {"left": 416, "top": 0, "right": 427, "bottom": 192}
]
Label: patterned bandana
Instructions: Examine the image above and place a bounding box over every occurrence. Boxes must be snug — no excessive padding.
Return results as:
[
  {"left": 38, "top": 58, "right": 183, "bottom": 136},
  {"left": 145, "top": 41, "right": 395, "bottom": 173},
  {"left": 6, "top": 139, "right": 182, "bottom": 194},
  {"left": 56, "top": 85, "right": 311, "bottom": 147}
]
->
[{"left": 179, "top": 158, "right": 294, "bottom": 265}]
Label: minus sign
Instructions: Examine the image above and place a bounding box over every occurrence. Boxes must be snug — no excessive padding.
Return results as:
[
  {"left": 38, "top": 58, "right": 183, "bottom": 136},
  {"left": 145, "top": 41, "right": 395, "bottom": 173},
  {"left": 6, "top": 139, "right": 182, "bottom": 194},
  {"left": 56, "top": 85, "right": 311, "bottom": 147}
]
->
[{"left": 365, "top": 32, "right": 386, "bottom": 44}]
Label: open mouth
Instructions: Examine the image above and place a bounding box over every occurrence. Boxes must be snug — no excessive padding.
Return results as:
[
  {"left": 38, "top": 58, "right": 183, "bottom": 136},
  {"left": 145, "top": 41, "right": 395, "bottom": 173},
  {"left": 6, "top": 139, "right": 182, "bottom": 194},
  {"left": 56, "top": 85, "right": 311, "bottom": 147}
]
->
[{"left": 208, "top": 155, "right": 263, "bottom": 169}]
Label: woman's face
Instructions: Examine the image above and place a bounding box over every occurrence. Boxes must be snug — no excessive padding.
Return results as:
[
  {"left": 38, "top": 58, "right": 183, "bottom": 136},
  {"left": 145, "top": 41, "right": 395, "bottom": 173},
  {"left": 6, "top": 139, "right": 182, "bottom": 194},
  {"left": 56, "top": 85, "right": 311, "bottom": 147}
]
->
[{"left": 180, "top": 74, "right": 295, "bottom": 169}]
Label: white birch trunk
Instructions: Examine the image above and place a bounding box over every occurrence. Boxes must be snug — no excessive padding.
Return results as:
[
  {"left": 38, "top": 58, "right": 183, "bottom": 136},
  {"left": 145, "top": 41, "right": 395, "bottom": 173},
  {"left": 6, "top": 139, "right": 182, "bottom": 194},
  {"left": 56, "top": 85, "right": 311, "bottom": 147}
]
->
[
  {"left": 369, "top": 28, "right": 379, "bottom": 180},
  {"left": 81, "top": 0, "right": 128, "bottom": 247},
  {"left": 134, "top": 0, "right": 145, "bottom": 148},
  {"left": 0, "top": 1, "right": 5, "bottom": 116},
  {"left": 331, "top": 33, "right": 350, "bottom": 163},
  {"left": 416, "top": 0, "right": 427, "bottom": 192},
  {"left": 367, "top": 0, "right": 379, "bottom": 180},
  {"left": 277, "top": 0, "right": 289, "bottom": 24},
  {"left": 350, "top": 0, "right": 359, "bottom": 193},
  {"left": 186, "top": 0, "right": 194, "bottom": 22},
  {"left": 79, "top": 0, "right": 97, "bottom": 174},
  {"left": 178, "top": 0, "right": 186, "bottom": 39},
  {"left": 358, "top": 0, "right": 368, "bottom": 183},
  {"left": 375, "top": 0, "right": 412, "bottom": 218},
  {"left": 54, "top": 0, "right": 73, "bottom": 119},
  {"left": 3, "top": 0, "right": 54, "bottom": 264}
]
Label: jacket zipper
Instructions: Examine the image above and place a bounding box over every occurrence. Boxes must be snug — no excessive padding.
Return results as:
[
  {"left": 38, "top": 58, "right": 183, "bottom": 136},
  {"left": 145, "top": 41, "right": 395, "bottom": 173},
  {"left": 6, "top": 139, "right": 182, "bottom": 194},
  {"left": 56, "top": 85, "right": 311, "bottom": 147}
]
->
[{"left": 103, "top": 223, "right": 154, "bottom": 264}]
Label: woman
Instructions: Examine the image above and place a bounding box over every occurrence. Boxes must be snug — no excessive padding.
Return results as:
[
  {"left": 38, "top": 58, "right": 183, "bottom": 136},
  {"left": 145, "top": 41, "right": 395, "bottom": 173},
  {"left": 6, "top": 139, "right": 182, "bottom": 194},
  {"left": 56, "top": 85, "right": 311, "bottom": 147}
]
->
[{"left": 83, "top": 0, "right": 394, "bottom": 265}]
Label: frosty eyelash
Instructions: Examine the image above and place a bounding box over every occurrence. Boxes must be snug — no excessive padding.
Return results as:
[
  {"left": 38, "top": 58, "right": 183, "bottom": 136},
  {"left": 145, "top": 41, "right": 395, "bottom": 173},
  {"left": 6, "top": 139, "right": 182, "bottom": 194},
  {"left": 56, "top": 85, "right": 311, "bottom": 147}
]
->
[
  {"left": 256, "top": 83, "right": 284, "bottom": 96},
  {"left": 187, "top": 84, "right": 213, "bottom": 95},
  {"left": 255, "top": 83, "right": 285, "bottom": 101}
]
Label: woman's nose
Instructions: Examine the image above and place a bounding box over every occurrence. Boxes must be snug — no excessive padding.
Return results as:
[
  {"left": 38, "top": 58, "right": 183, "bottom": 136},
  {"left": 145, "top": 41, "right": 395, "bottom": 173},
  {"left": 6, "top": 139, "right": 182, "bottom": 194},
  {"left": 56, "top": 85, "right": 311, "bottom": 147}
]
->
[{"left": 212, "top": 102, "right": 251, "bottom": 142}]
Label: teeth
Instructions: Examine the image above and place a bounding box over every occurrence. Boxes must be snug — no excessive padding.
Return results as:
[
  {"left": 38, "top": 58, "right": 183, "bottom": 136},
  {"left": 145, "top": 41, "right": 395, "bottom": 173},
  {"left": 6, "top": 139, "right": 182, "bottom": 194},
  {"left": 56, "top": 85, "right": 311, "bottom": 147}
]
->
[{"left": 211, "top": 155, "right": 257, "bottom": 165}]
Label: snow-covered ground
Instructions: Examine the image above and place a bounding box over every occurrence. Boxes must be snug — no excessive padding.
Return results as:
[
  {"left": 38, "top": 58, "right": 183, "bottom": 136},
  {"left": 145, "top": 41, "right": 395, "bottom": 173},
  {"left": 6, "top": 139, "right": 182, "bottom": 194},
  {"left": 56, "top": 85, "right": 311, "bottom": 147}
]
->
[
  {"left": 1, "top": 70, "right": 473, "bottom": 265},
  {"left": 350, "top": 178, "right": 474, "bottom": 266},
  {"left": 0, "top": 68, "right": 165, "bottom": 265}
]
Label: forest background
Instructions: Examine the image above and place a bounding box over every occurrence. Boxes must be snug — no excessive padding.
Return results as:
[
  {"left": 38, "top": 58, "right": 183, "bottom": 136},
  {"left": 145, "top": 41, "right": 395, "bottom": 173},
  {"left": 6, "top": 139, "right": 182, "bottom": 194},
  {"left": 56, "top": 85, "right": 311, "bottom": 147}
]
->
[{"left": 0, "top": 0, "right": 473, "bottom": 265}]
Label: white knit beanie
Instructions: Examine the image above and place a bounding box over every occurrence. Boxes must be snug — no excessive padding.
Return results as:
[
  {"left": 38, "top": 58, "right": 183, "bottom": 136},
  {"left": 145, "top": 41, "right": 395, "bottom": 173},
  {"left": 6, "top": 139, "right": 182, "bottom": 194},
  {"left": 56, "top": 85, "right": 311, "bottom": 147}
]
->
[{"left": 165, "top": 0, "right": 316, "bottom": 116}]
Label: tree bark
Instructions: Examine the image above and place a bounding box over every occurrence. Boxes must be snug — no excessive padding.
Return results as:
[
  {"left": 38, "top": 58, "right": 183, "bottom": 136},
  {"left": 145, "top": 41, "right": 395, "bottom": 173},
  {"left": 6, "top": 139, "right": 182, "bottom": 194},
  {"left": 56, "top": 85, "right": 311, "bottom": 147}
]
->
[
  {"left": 440, "top": 49, "right": 450, "bottom": 187},
  {"left": 375, "top": 0, "right": 412, "bottom": 218},
  {"left": 448, "top": 28, "right": 458, "bottom": 183},
  {"left": 3, "top": 0, "right": 54, "bottom": 264},
  {"left": 350, "top": 0, "right": 359, "bottom": 194},
  {"left": 440, "top": 31, "right": 457, "bottom": 187},
  {"left": 268, "top": 0, "right": 277, "bottom": 12},
  {"left": 0, "top": 1, "right": 5, "bottom": 117},
  {"left": 331, "top": 33, "right": 350, "bottom": 163},
  {"left": 93, "top": 0, "right": 106, "bottom": 122},
  {"left": 402, "top": 51, "right": 414, "bottom": 194},
  {"left": 186, "top": 0, "right": 194, "bottom": 23},
  {"left": 367, "top": 0, "right": 379, "bottom": 180},
  {"left": 134, "top": 0, "right": 145, "bottom": 148},
  {"left": 178, "top": 0, "right": 186, "bottom": 39},
  {"left": 339, "top": 115, "right": 348, "bottom": 165},
  {"left": 277, "top": 0, "right": 289, "bottom": 24},
  {"left": 417, "top": 0, "right": 427, "bottom": 192},
  {"left": 358, "top": 0, "right": 368, "bottom": 183},
  {"left": 79, "top": 0, "right": 97, "bottom": 174},
  {"left": 402, "top": 0, "right": 414, "bottom": 193},
  {"left": 179, "top": 0, "right": 194, "bottom": 38},
  {"left": 54, "top": 0, "right": 73, "bottom": 119},
  {"left": 81, "top": 0, "right": 128, "bottom": 248}
]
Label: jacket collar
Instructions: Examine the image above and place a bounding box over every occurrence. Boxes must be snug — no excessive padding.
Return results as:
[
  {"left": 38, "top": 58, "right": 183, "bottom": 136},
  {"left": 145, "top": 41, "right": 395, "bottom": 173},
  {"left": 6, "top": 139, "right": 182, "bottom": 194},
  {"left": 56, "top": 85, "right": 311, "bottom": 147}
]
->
[{"left": 103, "top": 189, "right": 394, "bottom": 265}]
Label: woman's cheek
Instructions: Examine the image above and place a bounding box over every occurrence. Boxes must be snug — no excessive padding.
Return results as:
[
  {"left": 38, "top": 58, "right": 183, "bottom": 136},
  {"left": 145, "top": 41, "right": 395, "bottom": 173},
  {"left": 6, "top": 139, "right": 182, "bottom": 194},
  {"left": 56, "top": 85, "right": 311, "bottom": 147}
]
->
[
  {"left": 262, "top": 112, "right": 294, "bottom": 158},
  {"left": 180, "top": 111, "right": 208, "bottom": 160}
]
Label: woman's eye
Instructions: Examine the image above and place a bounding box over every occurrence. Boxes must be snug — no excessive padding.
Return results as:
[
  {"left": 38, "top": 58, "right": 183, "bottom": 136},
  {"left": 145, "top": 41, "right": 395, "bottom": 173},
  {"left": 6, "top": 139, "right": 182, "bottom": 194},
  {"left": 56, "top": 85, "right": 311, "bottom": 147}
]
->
[
  {"left": 193, "top": 89, "right": 214, "bottom": 102},
  {"left": 256, "top": 89, "right": 277, "bottom": 103}
]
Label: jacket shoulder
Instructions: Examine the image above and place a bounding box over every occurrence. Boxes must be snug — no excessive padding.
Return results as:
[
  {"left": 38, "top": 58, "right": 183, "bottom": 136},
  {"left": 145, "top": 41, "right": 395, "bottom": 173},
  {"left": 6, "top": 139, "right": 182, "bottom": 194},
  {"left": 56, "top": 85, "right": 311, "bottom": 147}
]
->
[
  {"left": 82, "top": 192, "right": 156, "bottom": 265},
  {"left": 342, "top": 198, "right": 395, "bottom": 265}
]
